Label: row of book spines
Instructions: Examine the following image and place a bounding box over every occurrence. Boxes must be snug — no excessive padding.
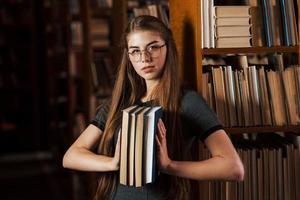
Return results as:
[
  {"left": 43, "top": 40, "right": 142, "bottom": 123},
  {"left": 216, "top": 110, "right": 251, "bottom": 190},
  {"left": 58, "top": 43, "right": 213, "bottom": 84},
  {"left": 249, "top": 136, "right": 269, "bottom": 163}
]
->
[
  {"left": 201, "top": 1, "right": 299, "bottom": 48},
  {"left": 90, "top": 56, "right": 114, "bottom": 96},
  {"left": 202, "top": 65, "right": 300, "bottom": 127},
  {"left": 130, "top": 4, "right": 169, "bottom": 26},
  {"left": 70, "top": 20, "right": 110, "bottom": 48},
  {"left": 69, "top": 0, "right": 113, "bottom": 15},
  {"left": 265, "top": 0, "right": 298, "bottom": 46},
  {"left": 199, "top": 135, "right": 300, "bottom": 200}
]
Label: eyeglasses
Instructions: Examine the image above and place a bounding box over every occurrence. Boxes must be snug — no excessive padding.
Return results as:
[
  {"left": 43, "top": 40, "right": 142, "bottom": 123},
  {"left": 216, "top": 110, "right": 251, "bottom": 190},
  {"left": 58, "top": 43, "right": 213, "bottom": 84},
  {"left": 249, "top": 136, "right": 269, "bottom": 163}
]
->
[{"left": 128, "top": 43, "right": 166, "bottom": 62}]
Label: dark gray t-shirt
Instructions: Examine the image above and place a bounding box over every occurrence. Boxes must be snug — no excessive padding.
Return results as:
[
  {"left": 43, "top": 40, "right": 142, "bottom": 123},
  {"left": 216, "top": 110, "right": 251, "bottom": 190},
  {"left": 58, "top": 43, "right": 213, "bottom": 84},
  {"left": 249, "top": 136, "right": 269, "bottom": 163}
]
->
[
  {"left": 90, "top": 90, "right": 223, "bottom": 199},
  {"left": 91, "top": 90, "right": 223, "bottom": 142}
]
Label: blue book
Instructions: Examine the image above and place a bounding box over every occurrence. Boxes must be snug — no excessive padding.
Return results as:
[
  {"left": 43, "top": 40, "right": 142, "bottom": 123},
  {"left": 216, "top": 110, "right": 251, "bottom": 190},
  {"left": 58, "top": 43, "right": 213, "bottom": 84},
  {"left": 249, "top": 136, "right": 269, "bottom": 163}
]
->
[
  {"left": 279, "top": 0, "right": 291, "bottom": 45},
  {"left": 261, "top": 0, "right": 274, "bottom": 47}
]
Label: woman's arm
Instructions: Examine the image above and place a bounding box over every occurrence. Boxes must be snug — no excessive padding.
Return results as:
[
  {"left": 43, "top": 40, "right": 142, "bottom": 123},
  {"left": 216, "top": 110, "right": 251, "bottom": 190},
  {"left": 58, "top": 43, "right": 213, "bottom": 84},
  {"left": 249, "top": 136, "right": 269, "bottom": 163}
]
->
[
  {"left": 156, "top": 120, "right": 244, "bottom": 181},
  {"left": 62, "top": 124, "right": 120, "bottom": 172}
]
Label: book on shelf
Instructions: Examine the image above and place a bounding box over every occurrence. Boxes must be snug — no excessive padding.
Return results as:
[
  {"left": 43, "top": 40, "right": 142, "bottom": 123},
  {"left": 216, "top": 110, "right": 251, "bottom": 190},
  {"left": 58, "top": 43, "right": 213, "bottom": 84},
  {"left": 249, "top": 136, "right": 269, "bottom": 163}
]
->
[
  {"left": 215, "top": 17, "right": 250, "bottom": 26},
  {"left": 120, "top": 105, "right": 163, "bottom": 187},
  {"left": 70, "top": 21, "right": 83, "bottom": 46},
  {"left": 249, "top": 4, "right": 265, "bottom": 47},
  {"left": 215, "top": 25, "right": 251, "bottom": 38},
  {"left": 201, "top": 0, "right": 214, "bottom": 48},
  {"left": 215, "top": 36, "right": 251, "bottom": 48},
  {"left": 260, "top": 0, "right": 275, "bottom": 47},
  {"left": 214, "top": 6, "right": 251, "bottom": 18}
]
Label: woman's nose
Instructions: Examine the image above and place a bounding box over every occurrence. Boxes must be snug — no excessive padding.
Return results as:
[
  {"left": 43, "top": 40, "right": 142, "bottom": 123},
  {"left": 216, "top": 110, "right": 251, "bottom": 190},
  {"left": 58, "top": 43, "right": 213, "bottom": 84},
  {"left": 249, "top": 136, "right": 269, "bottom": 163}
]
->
[{"left": 141, "top": 51, "right": 151, "bottom": 62}]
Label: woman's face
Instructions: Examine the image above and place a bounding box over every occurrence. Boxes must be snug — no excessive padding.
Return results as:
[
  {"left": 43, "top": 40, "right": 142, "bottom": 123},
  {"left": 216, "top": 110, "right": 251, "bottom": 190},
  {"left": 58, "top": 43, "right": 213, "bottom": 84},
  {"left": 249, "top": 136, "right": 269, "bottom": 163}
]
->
[{"left": 127, "top": 30, "right": 167, "bottom": 81}]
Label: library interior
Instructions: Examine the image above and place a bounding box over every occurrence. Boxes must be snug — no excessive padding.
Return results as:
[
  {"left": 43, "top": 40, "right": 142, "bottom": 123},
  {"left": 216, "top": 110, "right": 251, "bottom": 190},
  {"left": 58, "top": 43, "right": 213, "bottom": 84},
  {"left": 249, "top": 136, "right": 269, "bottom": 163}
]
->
[{"left": 0, "top": 0, "right": 299, "bottom": 199}]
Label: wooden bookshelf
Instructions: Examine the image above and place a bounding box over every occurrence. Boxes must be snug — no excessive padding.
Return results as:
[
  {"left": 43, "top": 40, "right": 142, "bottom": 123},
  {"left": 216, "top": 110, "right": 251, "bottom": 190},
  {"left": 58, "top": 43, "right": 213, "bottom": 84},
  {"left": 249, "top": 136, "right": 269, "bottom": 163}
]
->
[
  {"left": 225, "top": 126, "right": 300, "bottom": 135},
  {"left": 170, "top": 0, "right": 300, "bottom": 199},
  {"left": 170, "top": 0, "right": 300, "bottom": 129},
  {"left": 203, "top": 46, "right": 299, "bottom": 55},
  {"left": 0, "top": 0, "right": 42, "bottom": 153}
]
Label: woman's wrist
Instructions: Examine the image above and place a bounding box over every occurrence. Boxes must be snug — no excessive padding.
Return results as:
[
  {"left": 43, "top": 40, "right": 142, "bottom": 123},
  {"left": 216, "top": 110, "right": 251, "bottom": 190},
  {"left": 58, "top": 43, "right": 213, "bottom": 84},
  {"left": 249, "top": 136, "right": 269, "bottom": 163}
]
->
[
  {"left": 160, "top": 159, "right": 173, "bottom": 174},
  {"left": 109, "top": 156, "right": 120, "bottom": 171}
]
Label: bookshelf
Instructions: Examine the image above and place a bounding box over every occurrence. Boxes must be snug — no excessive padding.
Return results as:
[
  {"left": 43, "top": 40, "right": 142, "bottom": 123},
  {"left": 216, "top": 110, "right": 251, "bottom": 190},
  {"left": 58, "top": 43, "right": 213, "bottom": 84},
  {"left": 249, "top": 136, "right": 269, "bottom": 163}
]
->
[
  {"left": 0, "top": 0, "right": 42, "bottom": 153},
  {"left": 170, "top": 0, "right": 300, "bottom": 134},
  {"left": 170, "top": 0, "right": 299, "bottom": 199},
  {"left": 39, "top": 0, "right": 72, "bottom": 150}
]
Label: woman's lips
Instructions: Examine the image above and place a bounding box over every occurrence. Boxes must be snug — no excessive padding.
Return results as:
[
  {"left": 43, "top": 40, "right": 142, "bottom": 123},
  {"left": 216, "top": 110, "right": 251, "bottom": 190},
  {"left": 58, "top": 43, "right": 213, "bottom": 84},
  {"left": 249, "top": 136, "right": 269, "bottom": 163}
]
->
[{"left": 141, "top": 66, "right": 155, "bottom": 73}]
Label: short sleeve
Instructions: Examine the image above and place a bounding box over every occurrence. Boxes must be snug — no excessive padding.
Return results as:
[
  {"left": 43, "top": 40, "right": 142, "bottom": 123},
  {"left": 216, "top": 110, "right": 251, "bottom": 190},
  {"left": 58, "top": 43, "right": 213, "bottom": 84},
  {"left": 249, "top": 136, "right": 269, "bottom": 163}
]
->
[
  {"left": 180, "top": 90, "right": 223, "bottom": 141},
  {"left": 90, "top": 99, "right": 111, "bottom": 131}
]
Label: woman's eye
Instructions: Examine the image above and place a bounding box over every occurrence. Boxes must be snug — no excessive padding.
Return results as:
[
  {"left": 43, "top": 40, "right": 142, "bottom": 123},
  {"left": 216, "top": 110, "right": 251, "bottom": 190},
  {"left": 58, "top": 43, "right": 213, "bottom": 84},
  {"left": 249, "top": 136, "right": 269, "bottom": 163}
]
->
[
  {"left": 148, "top": 45, "right": 160, "bottom": 51},
  {"left": 130, "top": 49, "right": 140, "bottom": 54}
]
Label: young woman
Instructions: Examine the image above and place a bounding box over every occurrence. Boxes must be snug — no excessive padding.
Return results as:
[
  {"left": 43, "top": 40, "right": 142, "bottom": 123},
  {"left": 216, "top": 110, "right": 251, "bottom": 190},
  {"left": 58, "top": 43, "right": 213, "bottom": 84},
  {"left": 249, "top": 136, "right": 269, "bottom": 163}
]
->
[{"left": 63, "top": 15, "right": 244, "bottom": 200}]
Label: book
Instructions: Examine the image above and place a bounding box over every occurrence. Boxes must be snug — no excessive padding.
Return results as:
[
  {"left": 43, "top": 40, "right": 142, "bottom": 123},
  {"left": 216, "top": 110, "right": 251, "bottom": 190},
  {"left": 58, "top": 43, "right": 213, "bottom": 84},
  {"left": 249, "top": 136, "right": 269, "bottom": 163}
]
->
[
  {"left": 135, "top": 107, "right": 151, "bottom": 187},
  {"left": 120, "top": 105, "right": 163, "bottom": 187},
  {"left": 215, "top": 36, "right": 251, "bottom": 48},
  {"left": 215, "top": 17, "right": 250, "bottom": 26},
  {"left": 143, "top": 106, "right": 163, "bottom": 184},
  {"left": 215, "top": 25, "right": 251, "bottom": 37},
  {"left": 120, "top": 105, "right": 139, "bottom": 185},
  {"left": 214, "top": 6, "right": 251, "bottom": 18},
  {"left": 128, "top": 106, "right": 145, "bottom": 186}
]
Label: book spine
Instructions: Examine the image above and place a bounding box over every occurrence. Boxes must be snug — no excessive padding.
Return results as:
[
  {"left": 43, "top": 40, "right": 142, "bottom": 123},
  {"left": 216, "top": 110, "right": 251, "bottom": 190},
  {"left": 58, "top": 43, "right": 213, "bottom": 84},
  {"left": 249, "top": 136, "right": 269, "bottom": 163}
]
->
[
  {"left": 261, "top": 0, "right": 274, "bottom": 46},
  {"left": 279, "top": 0, "right": 291, "bottom": 45}
]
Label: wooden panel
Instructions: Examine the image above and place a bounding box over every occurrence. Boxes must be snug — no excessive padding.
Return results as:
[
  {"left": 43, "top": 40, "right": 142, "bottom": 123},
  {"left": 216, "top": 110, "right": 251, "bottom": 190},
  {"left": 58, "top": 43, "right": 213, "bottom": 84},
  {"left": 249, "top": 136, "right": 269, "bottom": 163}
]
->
[
  {"left": 112, "top": 0, "right": 127, "bottom": 67},
  {"left": 170, "top": 0, "right": 201, "bottom": 91}
]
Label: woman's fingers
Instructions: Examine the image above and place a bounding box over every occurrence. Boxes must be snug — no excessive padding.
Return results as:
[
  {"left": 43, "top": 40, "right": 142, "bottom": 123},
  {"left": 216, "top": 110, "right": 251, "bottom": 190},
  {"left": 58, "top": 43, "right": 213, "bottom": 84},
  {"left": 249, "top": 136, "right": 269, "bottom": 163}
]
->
[
  {"left": 157, "top": 119, "right": 166, "bottom": 138},
  {"left": 155, "top": 135, "right": 162, "bottom": 149},
  {"left": 159, "top": 119, "right": 166, "bottom": 133}
]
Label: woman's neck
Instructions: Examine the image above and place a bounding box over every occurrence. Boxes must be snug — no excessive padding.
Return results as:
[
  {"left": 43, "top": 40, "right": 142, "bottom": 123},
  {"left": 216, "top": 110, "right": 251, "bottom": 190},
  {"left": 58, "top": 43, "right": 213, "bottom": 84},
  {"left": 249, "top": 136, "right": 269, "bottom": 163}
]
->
[{"left": 142, "top": 80, "right": 159, "bottom": 102}]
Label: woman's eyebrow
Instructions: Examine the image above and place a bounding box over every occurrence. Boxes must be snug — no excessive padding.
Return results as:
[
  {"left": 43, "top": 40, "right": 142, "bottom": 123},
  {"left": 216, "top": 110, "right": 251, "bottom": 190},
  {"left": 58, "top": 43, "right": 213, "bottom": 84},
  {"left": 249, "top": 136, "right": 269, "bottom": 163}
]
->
[{"left": 128, "top": 40, "right": 160, "bottom": 49}]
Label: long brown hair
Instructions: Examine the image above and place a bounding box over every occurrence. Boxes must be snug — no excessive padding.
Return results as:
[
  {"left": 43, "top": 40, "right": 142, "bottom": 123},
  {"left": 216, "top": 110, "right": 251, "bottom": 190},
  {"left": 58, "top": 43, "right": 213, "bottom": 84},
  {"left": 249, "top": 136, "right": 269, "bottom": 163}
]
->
[{"left": 94, "top": 15, "right": 190, "bottom": 200}]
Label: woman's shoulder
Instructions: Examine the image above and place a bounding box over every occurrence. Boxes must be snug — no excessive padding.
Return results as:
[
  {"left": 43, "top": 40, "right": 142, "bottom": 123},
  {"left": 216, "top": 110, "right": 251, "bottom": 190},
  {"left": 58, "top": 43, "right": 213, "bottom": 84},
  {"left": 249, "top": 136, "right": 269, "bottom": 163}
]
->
[
  {"left": 181, "top": 89, "right": 205, "bottom": 107},
  {"left": 95, "top": 97, "right": 112, "bottom": 114}
]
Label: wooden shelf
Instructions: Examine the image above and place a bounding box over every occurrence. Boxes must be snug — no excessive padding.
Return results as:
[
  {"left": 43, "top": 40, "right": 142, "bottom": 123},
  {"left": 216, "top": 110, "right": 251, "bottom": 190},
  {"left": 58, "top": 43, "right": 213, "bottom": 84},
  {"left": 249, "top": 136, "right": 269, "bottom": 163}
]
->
[
  {"left": 224, "top": 125, "right": 300, "bottom": 134},
  {"left": 91, "top": 7, "right": 112, "bottom": 17},
  {"left": 202, "top": 46, "right": 299, "bottom": 55},
  {"left": 93, "top": 46, "right": 113, "bottom": 53}
]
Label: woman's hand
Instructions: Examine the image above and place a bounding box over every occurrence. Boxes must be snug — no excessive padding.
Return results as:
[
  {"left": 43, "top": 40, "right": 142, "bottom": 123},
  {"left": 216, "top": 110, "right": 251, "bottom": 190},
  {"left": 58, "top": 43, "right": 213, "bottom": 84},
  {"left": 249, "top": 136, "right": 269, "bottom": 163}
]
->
[
  {"left": 155, "top": 119, "right": 172, "bottom": 173},
  {"left": 111, "top": 129, "right": 121, "bottom": 171}
]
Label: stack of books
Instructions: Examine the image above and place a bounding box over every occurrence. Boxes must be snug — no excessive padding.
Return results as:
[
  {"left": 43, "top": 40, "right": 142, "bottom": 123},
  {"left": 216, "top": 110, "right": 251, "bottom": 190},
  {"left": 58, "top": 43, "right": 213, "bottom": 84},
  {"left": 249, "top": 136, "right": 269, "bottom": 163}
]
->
[
  {"left": 120, "top": 105, "right": 163, "bottom": 187},
  {"left": 214, "top": 6, "right": 252, "bottom": 48}
]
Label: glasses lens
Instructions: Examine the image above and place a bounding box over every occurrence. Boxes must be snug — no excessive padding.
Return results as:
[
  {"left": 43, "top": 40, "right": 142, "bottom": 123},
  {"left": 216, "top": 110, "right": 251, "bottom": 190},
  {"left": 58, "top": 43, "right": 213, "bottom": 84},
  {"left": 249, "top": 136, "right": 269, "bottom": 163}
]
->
[
  {"left": 133, "top": 54, "right": 140, "bottom": 62},
  {"left": 148, "top": 45, "right": 162, "bottom": 58},
  {"left": 129, "top": 44, "right": 164, "bottom": 62}
]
